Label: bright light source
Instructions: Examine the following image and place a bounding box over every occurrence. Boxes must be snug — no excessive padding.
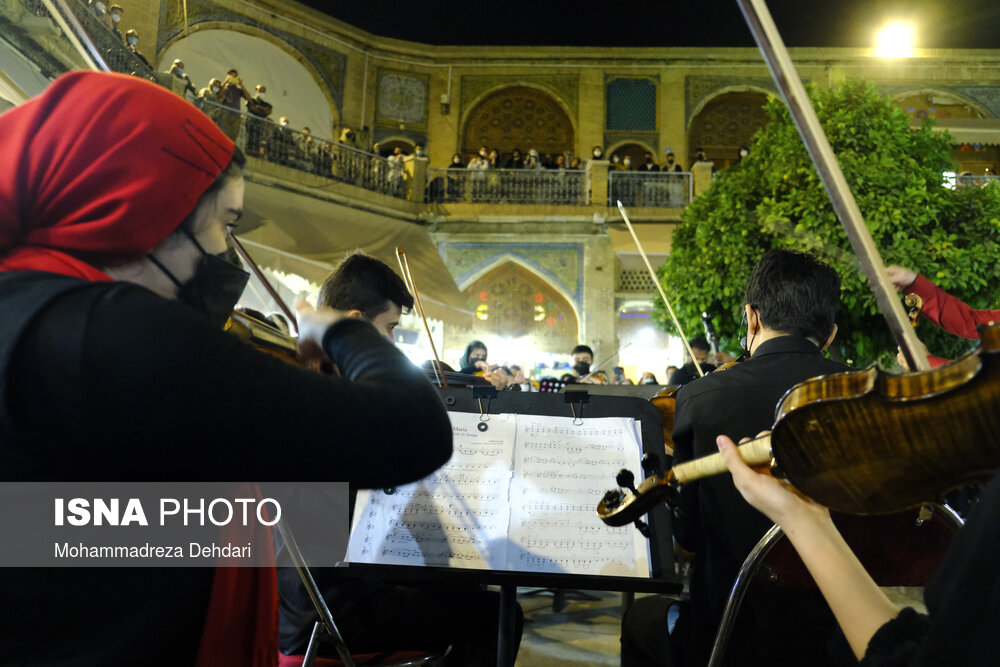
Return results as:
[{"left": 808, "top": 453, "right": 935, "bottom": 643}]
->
[
  {"left": 639, "top": 327, "right": 656, "bottom": 342},
  {"left": 876, "top": 22, "right": 915, "bottom": 58}
]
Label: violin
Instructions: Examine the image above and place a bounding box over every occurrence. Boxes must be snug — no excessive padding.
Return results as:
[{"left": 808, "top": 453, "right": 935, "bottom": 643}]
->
[
  {"left": 226, "top": 309, "right": 298, "bottom": 363},
  {"left": 600, "top": 322, "right": 1000, "bottom": 524},
  {"left": 422, "top": 360, "right": 490, "bottom": 387},
  {"left": 650, "top": 385, "right": 679, "bottom": 455}
]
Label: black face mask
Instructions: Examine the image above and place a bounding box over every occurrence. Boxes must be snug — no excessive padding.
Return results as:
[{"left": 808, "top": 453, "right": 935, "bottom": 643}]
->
[
  {"left": 149, "top": 230, "right": 250, "bottom": 329},
  {"left": 573, "top": 361, "right": 591, "bottom": 376}
]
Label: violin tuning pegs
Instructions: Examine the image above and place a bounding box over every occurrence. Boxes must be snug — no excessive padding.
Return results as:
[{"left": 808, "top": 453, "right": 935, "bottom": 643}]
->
[
  {"left": 633, "top": 518, "right": 652, "bottom": 538},
  {"left": 602, "top": 489, "right": 623, "bottom": 510},
  {"left": 616, "top": 469, "right": 638, "bottom": 494}
]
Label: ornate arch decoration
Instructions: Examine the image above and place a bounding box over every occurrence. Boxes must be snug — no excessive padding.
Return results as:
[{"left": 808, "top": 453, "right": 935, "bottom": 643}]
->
[
  {"left": 457, "top": 252, "right": 581, "bottom": 325},
  {"left": 687, "top": 88, "right": 771, "bottom": 167},
  {"left": 888, "top": 88, "right": 992, "bottom": 120},
  {"left": 159, "top": 22, "right": 341, "bottom": 126},
  {"left": 460, "top": 85, "right": 576, "bottom": 159},
  {"left": 460, "top": 259, "right": 581, "bottom": 352}
]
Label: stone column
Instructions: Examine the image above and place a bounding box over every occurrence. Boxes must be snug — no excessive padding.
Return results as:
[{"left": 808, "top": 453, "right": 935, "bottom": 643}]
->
[
  {"left": 692, "top": 161, "right": 714, "bottom": 197},
  {"left": 404, "top": 155, "right": 429, "bottom": 203},
  {"left": 587, "top": 159, "right": 609, "bottom": 206}
]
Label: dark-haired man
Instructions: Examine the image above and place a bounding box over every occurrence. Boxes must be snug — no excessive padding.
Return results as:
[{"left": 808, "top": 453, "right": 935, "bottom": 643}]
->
[
  {"left": 317, "top": 252, "right": 414, "bottom": 340},
  {"left": 667, "top": 336, "right": 716, "bottom": 386},
  {"left": 571, "top": 344, "right": 594, "bottom": 378},
  {"left": 282, "top": 252, "right": 521, "bottom": 665},
  {"left": 622, "top": 249, "right": 846, "bottom": 667}
]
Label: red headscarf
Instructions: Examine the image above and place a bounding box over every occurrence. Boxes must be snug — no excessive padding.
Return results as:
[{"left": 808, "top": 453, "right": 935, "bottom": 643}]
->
[
  {"left": 0, "top": 70, "right": 235, "bottom": 280},
  {"left": 0, "top": 72, "right": 277, "bottom": 666}
]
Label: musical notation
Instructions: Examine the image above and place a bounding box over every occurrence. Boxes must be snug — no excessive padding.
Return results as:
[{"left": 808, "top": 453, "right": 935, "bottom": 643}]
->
[{"left": 346, "top": 412, "right": 651, "bottom": 578}]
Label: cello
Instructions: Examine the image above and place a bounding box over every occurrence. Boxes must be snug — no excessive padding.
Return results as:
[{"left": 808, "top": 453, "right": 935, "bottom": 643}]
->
[{"left": 599, "top": 0, "right": 1000, "bottom": 523}]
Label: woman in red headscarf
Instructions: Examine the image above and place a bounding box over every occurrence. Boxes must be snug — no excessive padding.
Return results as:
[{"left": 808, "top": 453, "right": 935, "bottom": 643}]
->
[{"left": 0, "top": 71, "right": 452, "bottom": 666}]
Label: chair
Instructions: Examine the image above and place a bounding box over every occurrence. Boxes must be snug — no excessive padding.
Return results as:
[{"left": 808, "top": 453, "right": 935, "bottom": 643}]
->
[
  {"left": 706, "top": 503, "right": 964, "bottom": 667},
  {"left": 277, "top": 520, "right": 451, "bottom": 667}
]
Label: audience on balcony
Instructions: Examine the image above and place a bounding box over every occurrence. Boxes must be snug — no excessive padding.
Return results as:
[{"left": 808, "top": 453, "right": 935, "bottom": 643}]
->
[
  {"left": 639, "top": 152, "right": 659, "bottom": 172},
  {"left": 506, "top": 149, "right": 524, "bottom": 169},
  {"left": 449, "top": 153, "right": 465, "bottom": 169},
  {"left": 124, "top": 30, "right": 149, "bottom": 68},
  {"left": 166, "top": 59, "right": 197, "bottom": 99},
  {"left": 591, "top": 146, "right": 605, "bottom": 161},
  {"left": 663, "top": 152, "right": 683, "bottom": 172},
  {"left": 414, "top": 143, "right": 427, "bottom": 158},
  {"left": 690, "top": 146, "right": 710, "bottom": 170},
  {"left": 108, "top": 3, "right": 123, "bottom": 43},
  {"left": 245, "top": 83, "right": 272, "bottom": 157}
]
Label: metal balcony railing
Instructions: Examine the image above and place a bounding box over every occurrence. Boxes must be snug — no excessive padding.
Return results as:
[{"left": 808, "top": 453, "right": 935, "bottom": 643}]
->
[
  {"left": 57, "top": 0, "right": 156, "bottom": 79},
  {"left": 954, "top": 173, "right": 1000, "bottom": 188},
  {"left": 426, "top": 168, "right": 587, "bottom": 205},
  {"left": 609, "top": 171, "right": 693, "bottom": 208},
  {"left": 198, "top": 98, "right": 408, "bottom": 199}
]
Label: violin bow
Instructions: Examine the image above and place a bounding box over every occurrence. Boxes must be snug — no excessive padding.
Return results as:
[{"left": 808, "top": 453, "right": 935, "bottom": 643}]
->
[
  {"left": 618, "top": 201, "right": 706, "bottom": 377},
  {"left": 395, "top": 248, "right": 447, "bottom": 387},
  {"left": 737, "top": 0, "right": 930, "bottom": 371},
  {"left": 226, "top": 229, "right": 299, "bottom": 335}
]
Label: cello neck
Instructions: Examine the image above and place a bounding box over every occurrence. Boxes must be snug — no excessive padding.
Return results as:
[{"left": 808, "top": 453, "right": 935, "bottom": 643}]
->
[{"left": 672, "top": 433, "right": 772, "bottom": 485}]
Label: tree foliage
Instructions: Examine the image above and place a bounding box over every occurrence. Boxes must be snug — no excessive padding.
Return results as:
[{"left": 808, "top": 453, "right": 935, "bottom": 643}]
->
[{"left": 657, "top": 81, "right": 1000, "bottom": 366}]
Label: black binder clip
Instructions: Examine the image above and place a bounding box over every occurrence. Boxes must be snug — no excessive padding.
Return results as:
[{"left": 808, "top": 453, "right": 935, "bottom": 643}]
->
[
  {"left": 564, "top": 390, "right": 589, "bottom": 426},
  {"left": 473, "top": 385, "right": 497, "bottom": 431}
]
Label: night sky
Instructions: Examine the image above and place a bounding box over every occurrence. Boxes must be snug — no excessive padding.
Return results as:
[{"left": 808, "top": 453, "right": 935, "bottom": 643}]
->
[{"left": 300, "top": 0, "right": 1000, "bottom": 49}]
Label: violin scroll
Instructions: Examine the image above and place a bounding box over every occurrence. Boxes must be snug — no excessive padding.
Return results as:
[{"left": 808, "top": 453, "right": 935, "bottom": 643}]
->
[{"left": 596, "top": 468, "right": 677, "bottom": 528}]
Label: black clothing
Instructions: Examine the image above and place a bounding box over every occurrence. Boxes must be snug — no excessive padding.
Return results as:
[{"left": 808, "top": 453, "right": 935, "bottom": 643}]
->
[
  {"left": 279, "top": 574, "right": 522, "bottom": 665},
  {"left": 623, "top": 336, "right": 846, "bottom": 667},
  {"left": 667, "top": 361, "right": 716, "bottom": 386},
  {"left": 673, "top": 336, "right": 847, "bottom": 665},
  {"left": 0, "top": 271, "right": 452, "bottom": 666},
  {"left": 861, "top": 470, "right": 1000, "bottom": 666}
]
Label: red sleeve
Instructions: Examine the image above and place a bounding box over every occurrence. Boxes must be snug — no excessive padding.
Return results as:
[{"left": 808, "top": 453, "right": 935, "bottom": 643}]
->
[{"left": 907, "top": 274, "right": 1000, "bottom": 340}]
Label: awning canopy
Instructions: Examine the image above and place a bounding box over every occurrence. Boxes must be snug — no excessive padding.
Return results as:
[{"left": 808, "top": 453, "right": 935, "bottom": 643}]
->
[
  {"left": 237, "top": 181, "right": 472, "bottom": 325},
  {"left": 914, "top": 118, "right": 1000, "bottom": 146}
]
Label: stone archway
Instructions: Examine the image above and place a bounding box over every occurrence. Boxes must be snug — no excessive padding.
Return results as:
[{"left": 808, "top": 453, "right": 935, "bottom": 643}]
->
[
  {"left": 891, "top": 90, "right": 989, "bottom": 121},
  {"left": 461, "top": 86, "right": 575, "bottom": 163},
  {"left": 688, "top": 91, "right": 770, "bottom": 170},
  {"left": 609, "top": 142, "right": 655, "bottom": 167},
  {"left": 461, "top": 261, "right": 579, "bottom": 354}
]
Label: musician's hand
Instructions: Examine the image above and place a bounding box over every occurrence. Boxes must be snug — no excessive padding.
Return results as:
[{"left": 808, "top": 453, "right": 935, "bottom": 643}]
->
[
  {"left": 885, "top": 265, "right": 918, "bottom": 291},
  {"left": 294, "top": 299, "right": 346, "bottom": 365},
  {"left": 716, "top": 433, "right": 828, "bottom": 528},
  {"left": 895, "top": 339, "right": 930, "bottom": 371},
  {"left": 483, "top": 366, "right": 512, "bottom": 390}
]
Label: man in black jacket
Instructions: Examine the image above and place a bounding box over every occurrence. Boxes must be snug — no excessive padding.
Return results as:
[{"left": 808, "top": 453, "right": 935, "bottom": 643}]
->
[{"left": 622, "top": 249, "right": 846, "bottom": 666}]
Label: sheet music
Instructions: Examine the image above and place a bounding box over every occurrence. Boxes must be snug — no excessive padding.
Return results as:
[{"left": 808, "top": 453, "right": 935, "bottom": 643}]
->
[
  {"left": 347, "top": 412, "right": 650, "bottom": 578},
  {"left": 347, "top": 412, "right": 515, "bottom": 569},
  {"left": 510, "top": 415, "right": 648, "bottom": 577}
]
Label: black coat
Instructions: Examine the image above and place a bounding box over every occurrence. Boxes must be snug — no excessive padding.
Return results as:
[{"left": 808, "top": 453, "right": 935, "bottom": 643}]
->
[{"left": 672, "top": 335, "right": 847, "bottom": 665}]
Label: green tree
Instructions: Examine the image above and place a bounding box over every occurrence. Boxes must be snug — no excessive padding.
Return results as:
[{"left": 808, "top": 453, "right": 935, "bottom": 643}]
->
[{"left": 658, "top": 81, "right": 1000, "bottom": 366}]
